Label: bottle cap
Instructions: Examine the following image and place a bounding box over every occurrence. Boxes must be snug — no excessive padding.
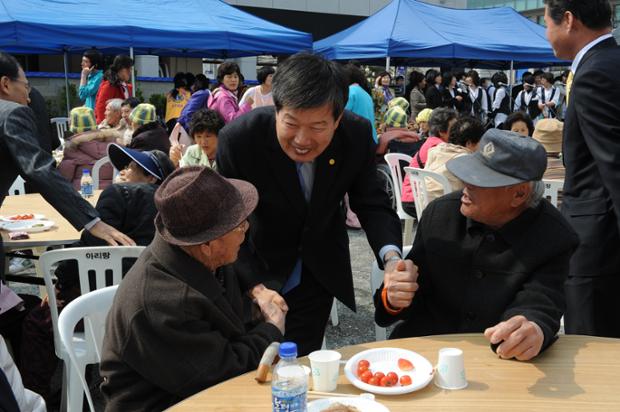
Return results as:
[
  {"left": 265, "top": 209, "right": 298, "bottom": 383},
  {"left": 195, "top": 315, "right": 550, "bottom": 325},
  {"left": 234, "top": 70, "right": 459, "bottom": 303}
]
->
[
  {"left": 82, "top": 169, "right": 90, "bottom": 174},
  {"left": 279, "top": 342, "right": 298, "bottom": 358}
]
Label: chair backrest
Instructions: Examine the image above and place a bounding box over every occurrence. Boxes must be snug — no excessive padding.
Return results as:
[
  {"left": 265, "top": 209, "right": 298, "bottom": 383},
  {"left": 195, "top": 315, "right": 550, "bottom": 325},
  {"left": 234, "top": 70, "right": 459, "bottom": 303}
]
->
[
  {"left": 404, "top": 167, "right": 452, "bottom": 219},
  {"left": 50, "top": 117, "right": 69, "bottom": 146},
  {"left": 7, "top": 176, "right": 26, "bottom": 195},
  {"left": 40, "top": 246, "right": 145, "bottom": 360},
  {"left": 543, "top": 179, "right": 563, "bottom": 208},
  {"left": 91, "top": 156, "right": 119, "bottom": 191},
  {"left": 384, "top": 153, "right": 414, "bottom": 219},
  {"left": 58, "top": 285, "right": 118, "bottom": 412}
]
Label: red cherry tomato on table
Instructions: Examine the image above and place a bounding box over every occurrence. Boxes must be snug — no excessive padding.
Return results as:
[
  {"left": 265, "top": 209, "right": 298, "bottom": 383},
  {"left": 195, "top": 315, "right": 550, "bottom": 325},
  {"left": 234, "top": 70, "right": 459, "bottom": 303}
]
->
[
  {"left": 368, "top": 376, "right": 380, "bottom": 386},
  {"left": 400, "top": 375, "right": 412, "bottom": 386},
  {"left": 360, "top": 370, "right": 373, "bottom": 383},
  {"left": 357, "top": 365, "right": 368, "bottom": 376},
  {"left": 386, "top": 372, "right": 398, "bottom": 385},
  {"left": 358, "top": 359, "right": 370, "bottom": 369},
  {"left": 373, "top": 371, "right": 385, "bottom": 381},
  {"left": 380, "top": 376, "right": 394, "bottom": 387}
]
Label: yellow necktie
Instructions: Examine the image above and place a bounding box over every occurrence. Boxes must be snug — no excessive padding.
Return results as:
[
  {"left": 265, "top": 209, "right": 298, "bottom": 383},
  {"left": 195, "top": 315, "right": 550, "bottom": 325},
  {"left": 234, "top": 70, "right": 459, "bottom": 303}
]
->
[{"left": 566, "top": 71, "right": 574, "bottom": 105}]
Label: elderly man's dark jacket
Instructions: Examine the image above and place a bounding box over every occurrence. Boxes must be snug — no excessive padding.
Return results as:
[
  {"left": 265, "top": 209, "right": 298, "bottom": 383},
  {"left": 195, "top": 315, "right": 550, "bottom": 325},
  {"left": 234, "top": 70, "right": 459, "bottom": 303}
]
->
[
  {"left": 217, "top": 107, "right": 402, "bottom": 311},
  {"left": 0, "top": 99, "right": 98, "bottom": 275},
  {"left": 100, "top": 234, "right": 282, "bottom": 412},
  {"left": 375, "top": 191, "right": 579, "bottom": 351}
]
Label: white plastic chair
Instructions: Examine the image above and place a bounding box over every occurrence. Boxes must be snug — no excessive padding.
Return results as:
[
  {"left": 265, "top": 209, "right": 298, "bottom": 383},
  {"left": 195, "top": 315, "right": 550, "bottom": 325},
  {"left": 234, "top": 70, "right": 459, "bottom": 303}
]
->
[
  {"left": 7, "top": 176, "right": 26, "bottom": 195},
  {"left": 384, "top": 153, "right": 415, "bottom": 246},
  {"left": 58, "top": 285, "right": 119, "bottom": 412},
  {"left": 403, "top": 167, "right": 452, "bottom": 219},
  {"left": 370, "top": 245, "right": 412, "bottom": 341},
  {"left": 40, "top": 246, "right": 145, "bottom": 412},
  {"left": 51, "top": 117, "right": 69, "bottom": 147},
  {"left": 543, "top": 179, "right": 563, "bottom": 208},
  {"left": 91, "top": 156, "right": 119, "bottom": 191}
]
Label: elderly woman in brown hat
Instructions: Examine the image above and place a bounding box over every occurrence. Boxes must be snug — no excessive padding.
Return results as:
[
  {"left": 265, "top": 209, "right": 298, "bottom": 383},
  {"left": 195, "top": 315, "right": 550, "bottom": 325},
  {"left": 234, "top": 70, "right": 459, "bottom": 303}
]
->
[
  {"left": 100, "top": 166, "right": 286, "bottom": 412},
  {"left": 532, "top": 118, "right": 565, "bottom": 181}
]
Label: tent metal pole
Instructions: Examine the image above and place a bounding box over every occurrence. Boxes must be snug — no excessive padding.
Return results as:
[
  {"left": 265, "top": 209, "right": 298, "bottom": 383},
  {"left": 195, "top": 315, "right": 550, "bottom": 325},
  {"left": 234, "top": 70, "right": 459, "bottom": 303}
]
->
[
  {"left": 63, "top": 51, "right": 70, "bottom": 117},
  {"left": 130, "top": 47, "right": 136, "bottom": 97},
  {"left": 510, "top": 60, "right": 515, "bottom": 86},
  {"left": 385, "top": 56, "right": 390, "bottom": 71}
]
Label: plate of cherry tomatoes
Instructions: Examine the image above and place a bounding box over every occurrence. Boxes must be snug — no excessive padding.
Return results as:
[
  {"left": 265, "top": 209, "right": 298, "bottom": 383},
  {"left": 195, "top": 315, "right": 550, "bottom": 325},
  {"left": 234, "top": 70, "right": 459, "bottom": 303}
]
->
[
  {"left": 1, "top": 214, "right": 45, "bottom": 222},
  {"left": 344, "top": 348, "right": 434, "bottom": 395}
]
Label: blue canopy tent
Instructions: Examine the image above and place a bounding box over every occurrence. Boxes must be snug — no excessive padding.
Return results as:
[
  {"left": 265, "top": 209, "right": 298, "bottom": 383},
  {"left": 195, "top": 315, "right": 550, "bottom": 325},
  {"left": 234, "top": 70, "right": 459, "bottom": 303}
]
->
[
  {"left": 0, "top": 0, "right": 312, "bottom": 57},
  {"left": 0, "top": 0, "right": 312, "bottom": 114},
  {"left": 313, "top": 0, "right": 563, "bottom": 69}
]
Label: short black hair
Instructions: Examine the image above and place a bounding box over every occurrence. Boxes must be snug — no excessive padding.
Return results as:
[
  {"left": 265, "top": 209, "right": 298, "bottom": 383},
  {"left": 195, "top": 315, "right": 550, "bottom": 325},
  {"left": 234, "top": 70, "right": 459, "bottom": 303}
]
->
[
  {"left": 122, "top": 97, "right": 140, "bottom": 108},
  {"left": 503, "top": 112, "right": 535, "bottom": 136},
  {"left": 448, "top": 117, "right": 484, "bottom": 147},
  {"left": 0, "top": 52, "right": 21, "bottom": 79},
  {"left": 522, "top": 73, "right": 536, "bottom": 87},
  {"left": 193, "top": 74, "right": 210, "bottom": 91},
  {"left": 521, "top": 71, "right": 534, "bottom": 82},
  {"left": 425, "top": 69, "right": 441, "bottom": 84},
  {"left": 541, "top": 72, "right": 554, "bottom": 83},
  {"left": 189, "top": 109, "right": 225, "bottom": 137},
  {"left": 491, "top": 71, "right": 508, "bottom": 87},
  {"left": 83, "top": 49, "right": 103, "bottom": 69},
  {"left": 272, "top": 53, "right": 348, "bottom": 120},
  {"left": 466, "top": 70, "right": 480, "bottom": 86},
  {"left": 257, "top": 66, "right": 275, "bottom": 84},
  {"left": 343, "top": 63, "right": 370, "bottom": 93},
  {"left": 217, "top": 62, "right": 241, "bottom": 84},
  {"left": 428, "top": 107, "right": 458, "bottom": 136},
  {"left": 409, "top": 70, "right": 425, "bottom": 89},
  {"left": 441, "top": 71, "right": 455, "bottom": 88},
  {"left": 544, "top": 0, "right": 612, "bottom": 30}
]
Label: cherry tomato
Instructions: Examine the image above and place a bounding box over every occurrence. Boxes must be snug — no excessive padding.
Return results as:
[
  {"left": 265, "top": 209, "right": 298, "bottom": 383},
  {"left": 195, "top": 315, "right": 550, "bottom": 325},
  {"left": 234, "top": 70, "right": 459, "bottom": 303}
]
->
[
  {"left": 358, "top": 359, "right": 370, "bottom": 369},
  {"left": 357, "top": 365, "right": 368, "bottom": 376},
  {"left": 380, "top": 376, "right": 394, "bottom": 387},
  {"left": 400, "top": 375, "right": 412, "bottom": 386},
  {"left": 360, "top": 370, "right": 373, "bottom": 383},
  {"left": 368, "top": 376, "right": 380, "bottom": 386},
  {"left": 373, "top": 372, "right": 385, "bottom": 381},
  {"left": 386, "top": 372, "right": 398, "bottom": 385}
]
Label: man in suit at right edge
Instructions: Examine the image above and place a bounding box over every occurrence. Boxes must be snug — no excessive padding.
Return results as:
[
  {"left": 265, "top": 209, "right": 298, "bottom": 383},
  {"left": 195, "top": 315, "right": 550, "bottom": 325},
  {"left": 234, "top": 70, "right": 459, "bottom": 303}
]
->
[{"left": 544, "top": 0, "right": 620, "bottom": 337}]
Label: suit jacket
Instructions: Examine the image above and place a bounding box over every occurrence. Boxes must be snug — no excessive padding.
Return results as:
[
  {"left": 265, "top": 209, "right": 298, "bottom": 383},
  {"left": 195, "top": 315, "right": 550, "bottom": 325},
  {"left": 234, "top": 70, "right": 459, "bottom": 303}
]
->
[
  {"left": 561, "top": 37, "right": 620, "bottom": 277},
  {"left": 217, "top": 107, "right": 402, "bottom": 310},
  {"left": 425, "top": 85, "right": 443, "bottom": 109},
  {"left": 0, "top": 100, "right": 98, "bottom": 267}
]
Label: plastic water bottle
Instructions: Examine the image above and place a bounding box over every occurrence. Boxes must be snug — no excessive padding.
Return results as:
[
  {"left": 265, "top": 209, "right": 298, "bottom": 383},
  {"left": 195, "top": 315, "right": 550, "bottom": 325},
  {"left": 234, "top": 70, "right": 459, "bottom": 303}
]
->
[
  {"left": 272, "top": 342, "right": 307, "bottom": 412},
  {"left": 80, "top": 169, "right": 93, "bottom": 198}
]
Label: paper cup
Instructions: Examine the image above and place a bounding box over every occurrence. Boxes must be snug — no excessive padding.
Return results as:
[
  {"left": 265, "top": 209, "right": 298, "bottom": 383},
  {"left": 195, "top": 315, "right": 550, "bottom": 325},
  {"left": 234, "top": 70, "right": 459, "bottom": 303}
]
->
[
  {"left": 434, "top": 347, "right": 467, "bottom": 390},
  {"left": 301, "top": 365, "right": 312, "bottom": 390},
  {"left": 308, "top": 350, "right": 341, "bottom": 392}
]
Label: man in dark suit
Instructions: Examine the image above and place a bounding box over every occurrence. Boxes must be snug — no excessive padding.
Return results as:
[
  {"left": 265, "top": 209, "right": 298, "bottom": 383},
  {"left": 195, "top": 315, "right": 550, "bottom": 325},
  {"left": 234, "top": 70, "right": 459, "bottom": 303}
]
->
[
  {"left": 544, "top": 0, "right": 620, "bottom": 337},
  {"left": 0, "top": 52, "right": 135, "bottom": 277},
  {"left": 217, "top": 53, "right": 407, "bottom": 355}
]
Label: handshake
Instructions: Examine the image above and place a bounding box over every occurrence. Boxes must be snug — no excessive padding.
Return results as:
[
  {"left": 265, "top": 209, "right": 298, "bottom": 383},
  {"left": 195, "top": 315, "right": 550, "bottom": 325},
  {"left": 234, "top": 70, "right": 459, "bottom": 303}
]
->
[{"left": 250, "top": 283, "right": 288, "bottom": 335}]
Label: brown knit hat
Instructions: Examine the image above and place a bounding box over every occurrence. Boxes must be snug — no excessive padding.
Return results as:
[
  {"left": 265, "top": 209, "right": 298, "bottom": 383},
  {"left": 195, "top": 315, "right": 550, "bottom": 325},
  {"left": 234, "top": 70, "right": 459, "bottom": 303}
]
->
[
  {"left": 533, "top": 118, "right": 563, "bottom": 154},
  {"left": 154, "top": 166, "right": 258, "bottom": 246}
]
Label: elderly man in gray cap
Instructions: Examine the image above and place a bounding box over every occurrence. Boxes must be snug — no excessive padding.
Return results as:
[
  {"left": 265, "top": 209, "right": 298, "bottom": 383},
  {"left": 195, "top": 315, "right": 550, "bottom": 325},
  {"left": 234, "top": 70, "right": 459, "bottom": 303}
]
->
[
  {"left": 374, "top": 129, "right": 579, "bottom": 361},
  {"left": 100, "top": 166, "right": 286, "bottom": 411}
]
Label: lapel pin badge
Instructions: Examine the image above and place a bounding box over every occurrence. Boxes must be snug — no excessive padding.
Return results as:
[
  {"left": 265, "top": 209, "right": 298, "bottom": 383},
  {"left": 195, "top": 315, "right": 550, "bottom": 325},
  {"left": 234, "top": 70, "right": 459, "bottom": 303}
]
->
[{"left": 329, "top": 158, "right": 336, "bottom": 166}]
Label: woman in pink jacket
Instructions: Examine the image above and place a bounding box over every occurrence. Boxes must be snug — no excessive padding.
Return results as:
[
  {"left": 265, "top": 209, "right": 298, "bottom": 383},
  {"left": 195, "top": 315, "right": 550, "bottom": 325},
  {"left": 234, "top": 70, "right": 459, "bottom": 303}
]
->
[
  {"left": 208, "top": 62, "right": 252, "bottom": 124},
  {"left": 401, "top": 107, "right": 458, "bottom": 217}
]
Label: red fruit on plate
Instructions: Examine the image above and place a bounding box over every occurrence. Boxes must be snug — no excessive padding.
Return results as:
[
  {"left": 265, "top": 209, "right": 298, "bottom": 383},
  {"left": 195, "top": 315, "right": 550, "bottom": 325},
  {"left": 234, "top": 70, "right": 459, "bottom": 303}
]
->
[
  {"left": 360, "top": 370, "right": 373, "bottom": 383},
  {"left": 373, "top": 371, "right": 385, "bottom": 381},
  {"left": 358, "top": 359, "right": 370, "bottom": 369},
  {"left": 386, "top": 372, "right": 398, "bottom": 385},
  {"left": 400, "top": 375, "right": 412, "bottom": 386},
  {"left": 368, "top": 376, "right": 380, "bottom": 386},
  {"left": 380, "top": 376, "right": 393, "bottom": 387},
  {"left": 357, "top": 365, "right": 368, "bottom": 376},
  {"left": 398, "top": 358, "right": 414, "bottom": 371}
]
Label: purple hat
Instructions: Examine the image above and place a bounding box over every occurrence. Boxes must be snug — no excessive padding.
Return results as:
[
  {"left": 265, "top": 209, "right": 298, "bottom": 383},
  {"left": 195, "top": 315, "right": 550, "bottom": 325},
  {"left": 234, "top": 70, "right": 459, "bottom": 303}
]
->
[{"left": 154, "top": 166, "right": 258, "bottom": 246}]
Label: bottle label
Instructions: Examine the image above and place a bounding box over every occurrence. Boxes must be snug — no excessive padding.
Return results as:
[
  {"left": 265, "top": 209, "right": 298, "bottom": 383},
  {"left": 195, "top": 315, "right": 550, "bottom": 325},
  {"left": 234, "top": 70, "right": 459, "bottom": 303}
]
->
[
  {"left": 272, "top": 393, "right": 306, "bottom": 412},
  {"left": 81, "top": 183, "right": 93, "bottom": 197}
]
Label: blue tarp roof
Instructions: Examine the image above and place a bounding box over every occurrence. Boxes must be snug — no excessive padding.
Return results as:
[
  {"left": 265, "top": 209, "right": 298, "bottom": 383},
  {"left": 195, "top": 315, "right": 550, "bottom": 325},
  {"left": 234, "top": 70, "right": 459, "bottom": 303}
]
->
[
  {"left": 0, "top": 0, "right": 312, "bottom": 57},
  {"left": 314, "top": 0, "right": 564, "bottom": 68}
]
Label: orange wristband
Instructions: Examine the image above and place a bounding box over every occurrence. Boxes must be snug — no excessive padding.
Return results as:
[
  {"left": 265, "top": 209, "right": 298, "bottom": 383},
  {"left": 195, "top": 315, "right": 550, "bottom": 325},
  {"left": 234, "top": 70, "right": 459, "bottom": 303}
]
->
[{"left": 381, "top": 287, "right": 403, "bottom": 315}]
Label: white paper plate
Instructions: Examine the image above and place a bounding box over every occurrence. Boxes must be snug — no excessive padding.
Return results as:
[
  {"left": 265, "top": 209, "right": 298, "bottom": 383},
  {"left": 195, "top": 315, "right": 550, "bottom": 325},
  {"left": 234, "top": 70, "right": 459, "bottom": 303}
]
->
[
  {"left": 0, "top": 219, "right": 55, "bottom": 233},
  {"left": 344, "top": 348, "right": 433, "bottom": 395},
  {"left": 308, "top": 397, "right": 389, "bottom": 412},
  {"left": 0, "top": 214, "right": 45, "bottom": 222}
]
